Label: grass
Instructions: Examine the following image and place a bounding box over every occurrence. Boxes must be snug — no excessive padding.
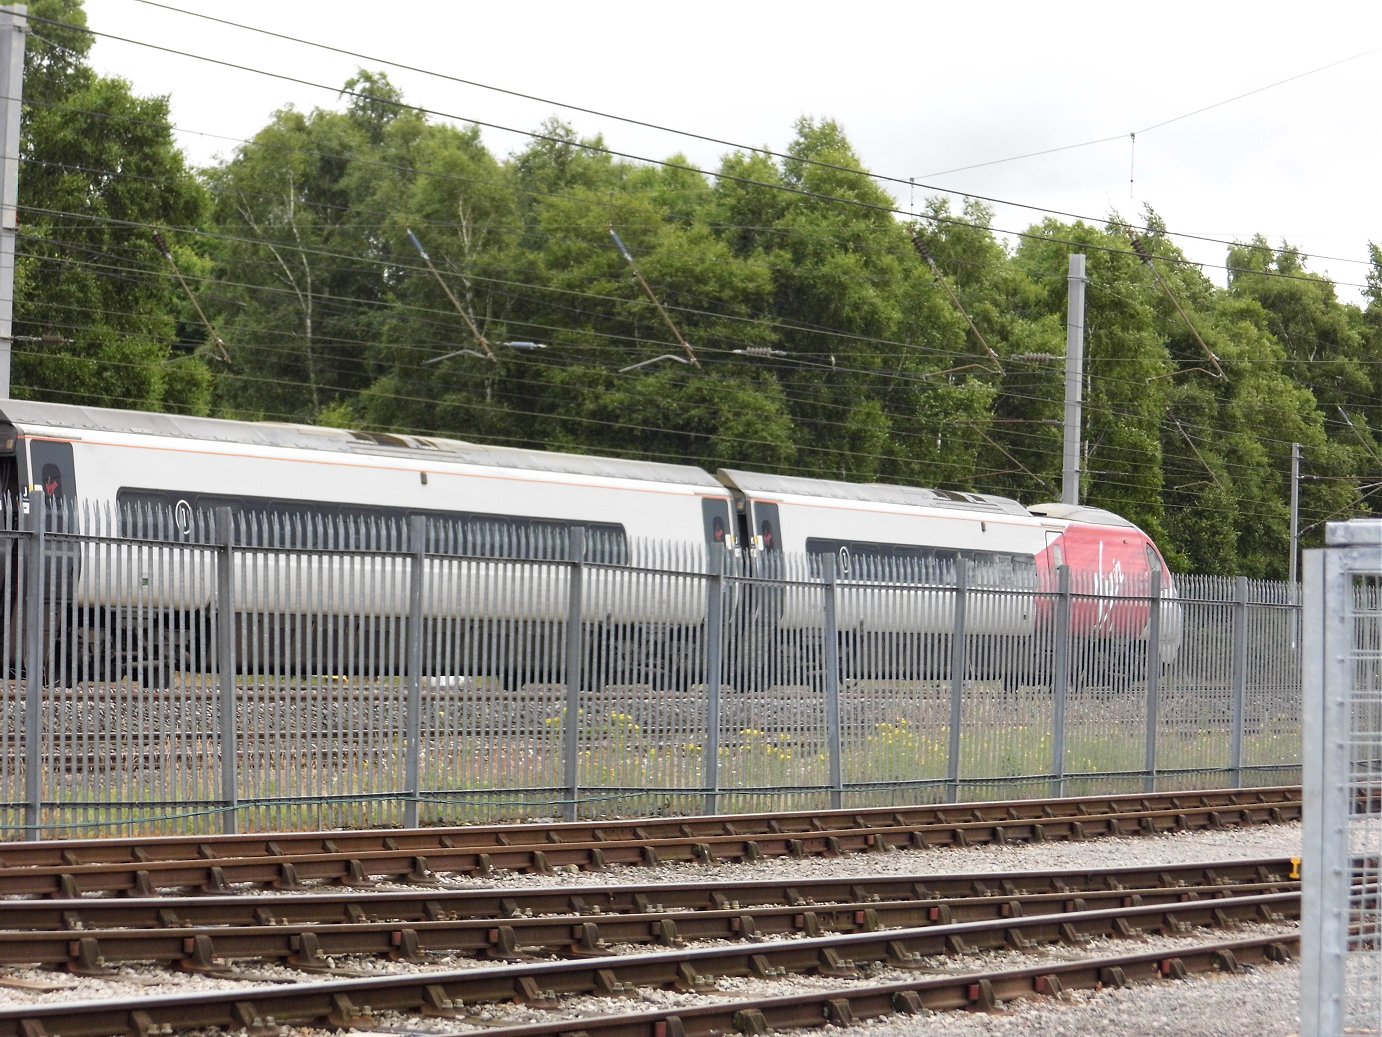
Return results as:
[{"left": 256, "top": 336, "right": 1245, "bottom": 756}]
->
[{"left": 0, "top": 681, "right": 1303, "bottom": 836}]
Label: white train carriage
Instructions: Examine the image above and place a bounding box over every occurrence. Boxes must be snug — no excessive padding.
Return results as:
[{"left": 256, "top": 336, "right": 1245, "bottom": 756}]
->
[
  {"left": 717, "top": 469, "right": 1052, "bottom": 635},
  {"left": 0, "top": 399, "right": 1180, "bottom": 687},
  {"left": 0, "top": 400, "right": 733, "bottom": 679}
]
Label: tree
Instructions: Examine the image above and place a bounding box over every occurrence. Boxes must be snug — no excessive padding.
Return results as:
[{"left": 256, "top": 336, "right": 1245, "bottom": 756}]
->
[{"left": 14, "top": 0, "right": 211, "bottom": 411}]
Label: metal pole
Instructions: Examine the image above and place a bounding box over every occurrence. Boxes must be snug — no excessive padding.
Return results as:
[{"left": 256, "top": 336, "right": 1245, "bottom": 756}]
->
[
  {"left": 945, "top": 558, "right": 968, "bottom": 803},
  {"left": 560, "top": 528, "right": 586, "bottom": 822},
  {"left": 1229, "top": 576, "right": 1249, "bottom": 789},
  {"left": 701, "top": 543, "right": 725, "bottom": 815},
  {"left": 1142, "top": 569, "right": 1162, "bottom": 793},
  {"left": 403, "top": 514, "right": 426, "bottom": 829},
  {"left": 1062, "top": 254, "right": 1087, "bottom": 505},
  {"left": 21, "top": 491, "right": 41, "bottom": 839},
  {"left": 215, "top": 507, "right": 238, "bottom": 834},
  {"left": 0, "top": 6, "right": 24, "bottom": 399},
  {"left": 1049, "top": 565, "right": 1072, "bottom": 797},
  {"left": 820, "top": 554, "right": 843, "bottom": 810},
  {"left": 1289, "top": 443, "right": 1301, "bottom": 588}
]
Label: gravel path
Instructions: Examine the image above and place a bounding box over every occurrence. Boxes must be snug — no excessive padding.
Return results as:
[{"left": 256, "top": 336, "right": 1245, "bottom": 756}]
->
[{"left": 0, "top": 821, "right": 1307, "bottom": 1036}]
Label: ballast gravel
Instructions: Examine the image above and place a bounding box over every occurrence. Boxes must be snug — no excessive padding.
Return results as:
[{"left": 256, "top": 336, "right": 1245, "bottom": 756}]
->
[{"left": 0, "top": 821, "right": 1307, "bottom": 1036}]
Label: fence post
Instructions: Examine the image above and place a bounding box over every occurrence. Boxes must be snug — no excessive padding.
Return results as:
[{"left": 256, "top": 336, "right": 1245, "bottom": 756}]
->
[
  {"left": 702, "top": 542, "right": 725, "bottom": 815},
  {"left": 561, "top": 528, "right": 586, "bottom": 822},
  {"left": 21, "top": 492, "right": 43, "bottom": 841},
  {"left": 945, "top": 557, "right": 968, "bottom": 804},
  {"left": 1050, "top": 565, "right": 1072, "bottom": 798},
  {"left": 820, "top": 554, "right": 843, "bottom": 810},
  {"left": 215, "top": 507, "right": 238, "bottom": 835},
  {"left": 1229, "top": 576, "right": 1249, "bottom": 789},
  {"left": 403, "top": 514, "right": 426, "bottom": 830},
  {"left": 1142, "top": 569, "right": 1162, "bottom": 793}
]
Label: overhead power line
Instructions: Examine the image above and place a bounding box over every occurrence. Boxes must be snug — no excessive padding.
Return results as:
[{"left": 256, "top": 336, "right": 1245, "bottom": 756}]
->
[{"left": 44, "top": 9, "right": 1379, "bottom": 283}]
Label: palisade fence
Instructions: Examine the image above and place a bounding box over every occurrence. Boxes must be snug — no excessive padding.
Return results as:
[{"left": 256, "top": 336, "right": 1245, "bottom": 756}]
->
[
  {"left": 0, "top": 495, "right": 1301, "bottom": 839},
  {"left": 1300, "top": 520, "right": 1382, "bottom": 1037}
]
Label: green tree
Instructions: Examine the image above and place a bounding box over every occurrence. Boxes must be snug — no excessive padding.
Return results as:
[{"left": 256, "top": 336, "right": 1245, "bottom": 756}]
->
[
  {"left": 14, "top": 0, "right": 210, "bottom": 411},
  {"left": 204, "top": 72, "right": 424, "bottom": 421}
]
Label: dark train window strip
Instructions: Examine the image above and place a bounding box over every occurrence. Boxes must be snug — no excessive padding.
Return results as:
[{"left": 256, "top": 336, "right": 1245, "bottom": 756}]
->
[
  {"left": 115, "top": 488, "right": 629, "bottom": 564},
  {"left": 805, "top": 537, "right": 1038, "bottom": 588}
]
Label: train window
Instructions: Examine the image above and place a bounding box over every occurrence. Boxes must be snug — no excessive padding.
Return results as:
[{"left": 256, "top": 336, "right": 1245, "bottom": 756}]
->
[
  {"left": 751, "top": 502, "right": 781, "bottom": 552},
  {"left": 805, "top": 537, "right": 1038, "bottom": 589},
  {"left": 1144, "top": 544, "right": 1164, "bottom": 592},
  {"left": 30, "top": 440, "right": 75, "bottom": 527},
  {"left": 701, "top": 498, "right": 732, "bottom": 549},
  {"left": 116, "top": 487, "right": 629, "bottom": 562}
]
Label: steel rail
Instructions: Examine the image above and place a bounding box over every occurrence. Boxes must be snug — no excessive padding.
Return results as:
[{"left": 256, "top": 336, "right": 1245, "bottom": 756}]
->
[
  {"left": 0, "top": 786, "right": 1302, "bottom": 868},
  {"left": 443, "top": 935, "right": 1300, "bottom": 1037},
  {"left": 0, "top": 893, "right": 1300, "bottom": 1037},
  {"left": 0, "top": 881, "right": 1304, "bottom": 971},
  {"left": 0, "top": 857, "right": 1298, "bottom": 932},
  {"left": 0, "top": 799, "right": 1303, "bottom": 898}
]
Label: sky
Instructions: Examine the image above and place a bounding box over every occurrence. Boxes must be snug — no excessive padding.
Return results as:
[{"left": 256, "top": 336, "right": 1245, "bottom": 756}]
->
[{"left": 73, "top": 0, "right": 1382, "bottom": 305}]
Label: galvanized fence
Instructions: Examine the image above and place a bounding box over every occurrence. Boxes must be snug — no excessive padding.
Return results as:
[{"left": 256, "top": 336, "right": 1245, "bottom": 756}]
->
[
  {"left": 1301, "top": 520, "right": 1382, "bottom": 1037},
  {"left": 0, "top": 496, "right": 1301, "bottom": 838}
]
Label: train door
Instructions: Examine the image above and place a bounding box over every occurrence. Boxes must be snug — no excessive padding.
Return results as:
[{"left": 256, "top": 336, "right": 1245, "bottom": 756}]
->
[
  {"left": 1043, "top": 529, "right": 1064, "bottom": 580},
  {"left": 749, "top": 501, "right": 780, "bottom": 556},
  {"left": 700, "top": 497, "right": 733, "bottom": 551},
  {"left": 27, "top": 439, "right": 76, "bottom": 521},
  {"left": 0, "top": 424, "right": 17, "bottom": 521}
]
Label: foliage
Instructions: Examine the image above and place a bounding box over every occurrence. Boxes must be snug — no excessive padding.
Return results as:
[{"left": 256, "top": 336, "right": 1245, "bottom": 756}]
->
[
  {"left": 15, "top": 0, "right": 211, "bottom": 410},
  {"left": 16, "top": 6, "right": 1382, "bottom": 578}
]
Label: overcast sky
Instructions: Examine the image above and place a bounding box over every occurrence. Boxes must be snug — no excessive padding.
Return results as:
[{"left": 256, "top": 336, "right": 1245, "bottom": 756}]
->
[{"left": 76, "top": 0, "right": 1381, "bottom": 305}]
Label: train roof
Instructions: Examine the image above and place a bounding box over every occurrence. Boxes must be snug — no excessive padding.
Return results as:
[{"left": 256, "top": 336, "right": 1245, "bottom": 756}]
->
[
  {"left": 1027, "top": 502, "right": 1138, "bottom": 528},
  {"left": 717, "top": 469, "right": 1033, "bottom": 517},
  {"left": 0, "top": 400, "right": 724, "bottom": 489}
]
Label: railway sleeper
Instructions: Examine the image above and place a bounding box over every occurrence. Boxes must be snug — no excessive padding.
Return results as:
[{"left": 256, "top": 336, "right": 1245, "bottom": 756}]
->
[
  {"left": 571, "top": 921, "right": 606, "bottom": 956},
  {"left": 887, "top": 940, "right": 925, "bottom": 967},
  {"left": 1160, "top": 956, "right": 1189, "bottom": 979},
  {"left": 514, "top": 976, "right": 559, "bottom": 1009},
  {"left": 131, "top": 1010, "right": 173, "bottom": 1037},
  {"left": 200, "top": 866, "right": 230, "bottom": 894},
  {"left": 824, "top": 998, "right": 856, "bottom": 1027},
  {"left": 1099, "top": 965, "right": 1130, "bottom": 988},
  {"left": 288, "top": 931, "right": 329, "bottom": 970},
  {"left": 179, "top": 933, "right": 225, "bottom": 974},
  {"left": 967, "top": 978, "right": 998, "bottom": 1009},
  {"left": 420, "top": 984, "right": 462, "bottom": 1019},
  {"left": 67, "top": 936, "right": 113, "bottom": 976},
  {"left": 229, "top": 1001, "right": 279, "bottom": 1037},
  {"left": 749, "top": 953, "right": 786, "bottom": 978},
  {"left": 675, "top": 961, "right": 715, "bottom": 993},
  {"left": 1111, "top": 917, "right": 1142, "bottom": 939},
  {"left": 594, "top": 968, "right": 638, "bottom": 997},
  {"left": 390, "top": 928, "right": 425, "bottom": 963},
  {"left": 733, "top": 1008, "right": 769, "bottom": 1035},
  {"left": 1213, "top": 949, "right": 1239, "bottom": 972},
  {"left": 817, "top": 947, "right": 858, "bottom": 978},
  {"left": 327, "top": 994, "right": 374, "bottom": 1030},
  {"left": 655, "top": 918, "right": 683, "bottom": 946},
  {"left": 1035, "top": 973, "right": 1064, "bottom": 998}
]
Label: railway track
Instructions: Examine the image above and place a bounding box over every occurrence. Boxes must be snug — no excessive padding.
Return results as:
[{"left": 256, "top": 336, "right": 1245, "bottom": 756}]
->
[
  {"left": 0, "top": 891, "right": 1300, "bottom": 1036},
  {"left": 0, "top": 858, "right": 1301, "bottom": 971},
  {"left": 0, "top": 790, "right": 1307, "bottom": 1036},
  {"left": 0, "top": 786, "right": 1301, "bottom": 901}
]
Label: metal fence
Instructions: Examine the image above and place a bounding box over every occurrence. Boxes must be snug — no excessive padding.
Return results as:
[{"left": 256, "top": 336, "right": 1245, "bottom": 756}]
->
[
  {"left": 0, "top": 496, "right": 1302, "bottom": 839},
  {"left": 1301, "top": 519, "right": 1382, "bottom": 1037}
]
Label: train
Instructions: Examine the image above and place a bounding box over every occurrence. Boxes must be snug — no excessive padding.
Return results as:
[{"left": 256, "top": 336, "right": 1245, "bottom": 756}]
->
[{"left": 0, "top": 399, "right": 1181, "bottom": 686}]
